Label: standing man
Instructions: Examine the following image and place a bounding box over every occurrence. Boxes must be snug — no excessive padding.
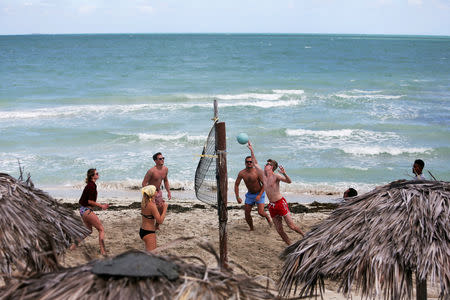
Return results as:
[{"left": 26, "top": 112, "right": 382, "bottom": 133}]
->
[
  {"left": 247, "top": 141, "right": 304, "bottom": 245},
  {"left": 142, "top": 152, "right": 171, "bottom": 222},
  {"left": 412, "top": 159, "right": 425, "bottom": 180},
  {"left": 235, "top": 156, "right": 272, "bottom": 231}
]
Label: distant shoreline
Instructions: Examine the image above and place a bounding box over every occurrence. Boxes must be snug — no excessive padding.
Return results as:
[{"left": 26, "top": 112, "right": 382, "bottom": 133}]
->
[
  {"left": 60, "top": 200, "right": 339, "bottom": 214},
  {"left": 44, "top": 184, "right": 341, "bottom": 205},
  {"left": 2, "top": 33, "right": 450, "bottom": 38}
]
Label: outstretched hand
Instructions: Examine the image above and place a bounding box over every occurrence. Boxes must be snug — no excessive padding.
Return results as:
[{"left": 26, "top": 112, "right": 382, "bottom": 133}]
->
[{"left": 247, "top": 140, "right": 253, "bottom": 151}]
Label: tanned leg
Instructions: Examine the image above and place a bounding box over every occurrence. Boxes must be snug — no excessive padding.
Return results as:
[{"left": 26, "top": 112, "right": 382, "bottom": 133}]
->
[
  {"left": 273, "top": 216, "right": 291, "bottom": 245},
  {"left": 84, "top": 212, "right": 107, "bottom": 255},
  {"left": 283, "top": 213, "right": 305, "bottom": 236},
  {"left": 143, "top": 233, "right": 157, "bottom": 252},
  {"left": 71, "top": 212, "right": 94, "bottom": 250},
  {"left": 244, "top": 204, "right": 254, "bottom": 231},
  {"left": 257, "top": 203, "right": 272, "bottom": 227}
]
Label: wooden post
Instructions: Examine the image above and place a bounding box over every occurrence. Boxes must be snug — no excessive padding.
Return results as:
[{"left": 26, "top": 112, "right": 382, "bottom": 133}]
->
[
  {"left": 416, "top": 273, "right": 427, "bottom": 300},
  {"left": 213, "top": 99, "right": 218, "bottom": 121},
  {"left": 215, "top": 121, "right": 228, "bottom": 270}
]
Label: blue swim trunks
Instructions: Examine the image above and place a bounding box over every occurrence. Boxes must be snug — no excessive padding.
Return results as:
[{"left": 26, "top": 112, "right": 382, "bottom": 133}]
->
[{"left": 245, "top": 192, "right": 265, "bottom": 205}]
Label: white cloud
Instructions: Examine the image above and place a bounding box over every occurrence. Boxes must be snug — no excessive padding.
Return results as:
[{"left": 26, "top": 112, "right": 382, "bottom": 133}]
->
[
  {"left": 79, "top": 4, "right": 96, "bottom": 14},
  {"left": 138, "top": 5, "right": 153, "bottom": 14}
]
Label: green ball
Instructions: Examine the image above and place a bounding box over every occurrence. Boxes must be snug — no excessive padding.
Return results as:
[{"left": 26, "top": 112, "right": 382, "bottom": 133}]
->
[{"left": 236, "top": 133, "right": 249, "bottom": 144}]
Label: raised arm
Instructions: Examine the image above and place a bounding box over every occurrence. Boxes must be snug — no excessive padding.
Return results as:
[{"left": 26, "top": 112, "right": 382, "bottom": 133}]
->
[
  {"left": 247, "top": 141, "right": 264, "bottom": 178},
  {"left": 277, "top": 165, "right": 292, "bottom": 184}
]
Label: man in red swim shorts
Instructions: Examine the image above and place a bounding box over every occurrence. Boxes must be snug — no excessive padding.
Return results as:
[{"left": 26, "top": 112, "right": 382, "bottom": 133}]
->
[{"left": 248, "top": 141, "right": 304, "bottom": 245}]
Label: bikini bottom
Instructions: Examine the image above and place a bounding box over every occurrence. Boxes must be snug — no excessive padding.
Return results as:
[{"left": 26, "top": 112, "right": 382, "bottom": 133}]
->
[{"left": 139, "top": 228, "right": 156, "bottom": 239}]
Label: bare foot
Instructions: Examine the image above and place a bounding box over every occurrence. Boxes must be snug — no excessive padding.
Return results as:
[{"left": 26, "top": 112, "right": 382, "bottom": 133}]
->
[
  {"left": 69, "top": 243, "right": 77, "bottom": 250},
  {"left": 100, "top": 248, "right": 107, "bottom": 256}
]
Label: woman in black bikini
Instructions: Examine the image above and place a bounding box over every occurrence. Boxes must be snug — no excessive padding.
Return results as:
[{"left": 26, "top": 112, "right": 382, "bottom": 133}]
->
[{"left": 141, "top": 185, "right": 168, "bottom": 251}]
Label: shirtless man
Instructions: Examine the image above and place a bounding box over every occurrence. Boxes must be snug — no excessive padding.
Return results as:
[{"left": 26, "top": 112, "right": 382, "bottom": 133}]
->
[
  {"left": 235, "top": 156, "right": 272, "bottom": 230},
  {"left": 248, "top": 141, "right": 304, "bottom": 245},
  {"left": 142, "top": 152, "right": 171, "bottom": 220}
]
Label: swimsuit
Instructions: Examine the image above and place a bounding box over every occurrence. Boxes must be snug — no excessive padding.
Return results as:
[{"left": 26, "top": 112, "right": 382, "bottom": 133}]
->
[
  {"left": 141, "top": 213, "right": 155, "bottom": 220},
  {"left": 245, "top": 191, "right": 266, "bottom": 205},
  {"left": 139, "top": 228, "right": 156, "bottom": 239},
  {"left": 268, "top": 197, "right": 290, "bottom": 218},
  {"left": 79, "top": 206, "right": 92, "bottom": 217}
]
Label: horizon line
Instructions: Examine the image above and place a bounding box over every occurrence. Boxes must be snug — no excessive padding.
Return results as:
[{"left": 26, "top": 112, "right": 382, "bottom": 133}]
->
[{"left": 1, "top": 32, "right": 450, "bottom": 38}]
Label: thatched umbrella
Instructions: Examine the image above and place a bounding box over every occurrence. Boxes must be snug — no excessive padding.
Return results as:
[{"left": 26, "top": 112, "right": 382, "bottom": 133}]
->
[
  {"left": 0, "top": 247, "right": 276, "bottom": 300},
  {"left": 0, "top": 173, "right": 90, "bottom": 277},
  {"left": 279, "top": 180, "right": 449, "bottom": 300}
]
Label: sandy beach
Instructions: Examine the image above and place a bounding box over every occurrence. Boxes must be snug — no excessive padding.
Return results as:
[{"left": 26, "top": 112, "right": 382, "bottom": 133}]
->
[
  {"left": 59, "top": 188, "right": 337, "bottom": 297},
  {"left": 55, "top": 188, "right": 443, "bottom": 300}
]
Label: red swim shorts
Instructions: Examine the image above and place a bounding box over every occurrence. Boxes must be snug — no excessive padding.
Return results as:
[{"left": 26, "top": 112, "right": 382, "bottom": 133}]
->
[{"left": 268, "top": 197, "right": 290, "bottom": 218}]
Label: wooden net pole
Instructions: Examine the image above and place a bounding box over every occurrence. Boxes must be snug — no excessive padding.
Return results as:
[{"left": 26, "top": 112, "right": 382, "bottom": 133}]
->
[
  {"left": 214, "top": 100, "right": 228, "bottom": 270},
  {"left": 416, "top": 273, "right": 427, "bottom": 300}
]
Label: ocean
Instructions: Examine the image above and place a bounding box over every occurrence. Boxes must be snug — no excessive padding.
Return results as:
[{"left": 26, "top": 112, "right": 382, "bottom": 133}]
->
[{"left": 0, "top": 34, "right": 449, "bottom": 199}]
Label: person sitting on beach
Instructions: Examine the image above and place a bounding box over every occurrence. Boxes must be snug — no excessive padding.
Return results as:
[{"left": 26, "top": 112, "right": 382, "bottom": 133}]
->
[
  {"left": 235, "top": 156, "right": 272, "bottom": 230},
  {"left": 412, "top": 159, "right": 425, "bottom": 180},
  {"left": 75, "top": 168, "right": 109, "bottom": 255},
  {"left": 343, "top": 188, "right": 358, "bottom": 198},
  {"left": 142, "top": 152, "right": 171, "bottom": 229},
  {"left": 140, "top": 185, "right": 168, "bottom": 251},
  {"left": 247, "top": 141, "right": 304, "bottom": 245}
]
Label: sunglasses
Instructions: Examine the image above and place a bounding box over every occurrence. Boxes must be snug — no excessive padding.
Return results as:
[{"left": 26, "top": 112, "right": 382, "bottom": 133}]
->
[
  {"left": 158, "top": 157, "right": 165, "bottom": 160},
  {"left": 95, "top": 172, "right": 99, "bottom": 175},
  {"left": 245, "top": 161, "right": 253, "bottom": 163}
]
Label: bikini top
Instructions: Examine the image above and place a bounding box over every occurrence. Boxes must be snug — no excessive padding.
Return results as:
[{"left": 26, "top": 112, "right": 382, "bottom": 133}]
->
[{"left": 141, "top": 213, "right": 155, "bottom": 220}]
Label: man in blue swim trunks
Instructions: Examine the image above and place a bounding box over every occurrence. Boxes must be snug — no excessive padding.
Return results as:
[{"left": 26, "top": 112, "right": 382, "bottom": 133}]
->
[{"left": 235, "top": 156, "right": 272, "bottom": 230}]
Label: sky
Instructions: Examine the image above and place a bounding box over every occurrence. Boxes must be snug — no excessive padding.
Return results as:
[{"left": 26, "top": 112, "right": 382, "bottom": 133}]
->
[{"left": 1, "top": 0, "right": 449, "bottom": 36}]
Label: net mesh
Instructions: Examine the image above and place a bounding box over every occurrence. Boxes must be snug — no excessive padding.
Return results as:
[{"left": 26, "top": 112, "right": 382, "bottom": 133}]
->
[{"left": 194, "top": 124, "right": 217, "bottom": 205}]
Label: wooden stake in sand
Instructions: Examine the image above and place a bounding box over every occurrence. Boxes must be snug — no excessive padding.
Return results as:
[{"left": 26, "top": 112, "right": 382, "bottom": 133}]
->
[{"left": 214, "top": 99, "right": 228, "bottom": 270}]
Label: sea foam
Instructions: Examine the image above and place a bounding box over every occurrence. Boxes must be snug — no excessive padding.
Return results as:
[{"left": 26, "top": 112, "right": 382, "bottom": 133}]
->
[
  {"left": 137, "top": 133, "right": 207, "bottom": 142},
  {"left": 341, "top": 146, "right": 432, "bottom": 156}
]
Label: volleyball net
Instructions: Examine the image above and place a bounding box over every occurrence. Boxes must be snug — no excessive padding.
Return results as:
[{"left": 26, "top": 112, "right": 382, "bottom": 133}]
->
[{"left": 194, "top": 123, "right": 217, "bottom": 205}]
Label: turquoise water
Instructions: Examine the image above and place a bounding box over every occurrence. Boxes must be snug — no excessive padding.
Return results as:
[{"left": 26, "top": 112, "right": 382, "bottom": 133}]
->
[{"left": 0, "top": 34, "right": 449, "bottom": 194}]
